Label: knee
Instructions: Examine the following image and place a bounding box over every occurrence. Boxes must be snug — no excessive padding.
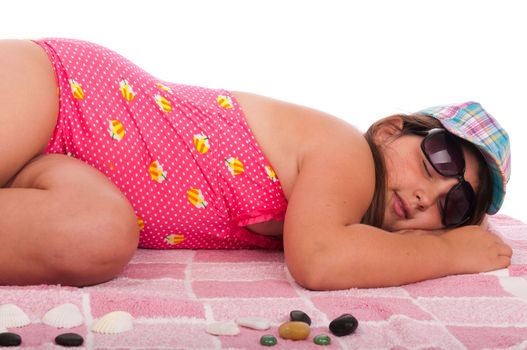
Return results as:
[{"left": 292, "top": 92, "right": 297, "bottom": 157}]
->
[{"left": 48, "top": 197, "right": 140, "bottom": 286}]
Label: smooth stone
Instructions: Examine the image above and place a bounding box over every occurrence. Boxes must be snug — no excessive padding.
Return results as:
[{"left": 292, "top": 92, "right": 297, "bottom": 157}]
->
[
  {"left": 314, "top": 334, "right": 331, "bottom": 345},
  {"left": 329, "top": 313, "right": 359, "bottom": 336},
  {"left": 55, "top": 333, "right": 84, "bottom": 347},
  {"left": 0, "top": 332, "right": 22, "bottom": 346},
  {"left": 259, "top": 334, "right": 278, "bottom": 346},
  {"left": 278, "top": 321, "right": 310, "bottom": 340},
  {"left": 205, "top": 321, "right": 240, "bottom": 336},
  {"left": 236, "top": 316, "right": 270, "bottom": 330},
  {"left": 289, "top": 310, "right": 311, "bottom": 325}
]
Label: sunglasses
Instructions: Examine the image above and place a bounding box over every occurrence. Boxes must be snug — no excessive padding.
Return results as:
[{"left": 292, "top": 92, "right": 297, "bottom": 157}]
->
[{"left": 420, "top": 129, "right": 475, "bottom": 227}]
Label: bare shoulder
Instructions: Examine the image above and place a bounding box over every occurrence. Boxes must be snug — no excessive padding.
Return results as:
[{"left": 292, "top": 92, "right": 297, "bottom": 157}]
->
[{"left": 232, "top": 91, "right": 374, "bottom": 207}]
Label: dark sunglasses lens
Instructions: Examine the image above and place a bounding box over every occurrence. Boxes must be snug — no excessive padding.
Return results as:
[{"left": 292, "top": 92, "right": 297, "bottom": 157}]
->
[
  {"left": 444, "top": 182, "right": 475, "bottom": 227},
  {"left": 424, "top": 132, "right": 465, "bottom": 177}
]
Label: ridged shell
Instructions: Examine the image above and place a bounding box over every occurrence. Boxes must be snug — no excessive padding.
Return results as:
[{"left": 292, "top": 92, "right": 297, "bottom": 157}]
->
[
  {"left": 91, "top": 311, "right": 134, "bottom": 334},
  {"left": 42, "top": 303, "right": 84, "bottom": 328},
  {"left": 0, "top": 304, "right": 31, "bottom": 328}
]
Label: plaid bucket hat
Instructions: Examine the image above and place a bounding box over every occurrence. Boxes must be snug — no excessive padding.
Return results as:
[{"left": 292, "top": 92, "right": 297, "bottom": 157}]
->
[{"left": 416, "top": 101, "right": 510, "bottom": 215}]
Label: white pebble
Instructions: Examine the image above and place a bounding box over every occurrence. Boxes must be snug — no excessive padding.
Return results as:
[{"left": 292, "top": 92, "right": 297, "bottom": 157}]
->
[
  {"left": 205, "top": 321, "right": 240, "bottom": 336},
  {"left": 236, "top": 317, "right": 270, "bottom": 330}
]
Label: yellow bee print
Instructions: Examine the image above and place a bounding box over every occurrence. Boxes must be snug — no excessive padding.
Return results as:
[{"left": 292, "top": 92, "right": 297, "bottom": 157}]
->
[
  {"left": 149, "top": 160, "right": 167, "bottom": 183},
  {"left": 217, "top": 94, "right": 234, "bottom": 109},
  {"left": 69, "top": 79, "right": 84, "bottom": 100},
  {"left": 119, "top": 79, "right": 136, "bottom": 102},
  {"left": 193, "top": 133, "right": 210, "bottom": 154},
  {"left": 187, "top": 188, "right": 208, "bottom": 209},
  {"left": 137, "top": 216, "right": 145, "bottom": 231},
  {"left": 165, "top": 234, "right": 185, "bottom": 245},
  {"left": 154, "top": 94, "right": 172, "bottom": 113},
  {"left": 264, "top": 165, "right": 278, "bottom": 182},
  {"left": 225, "top": 157, "right": 244, "bottom": 176},
  {"left": 108, "top": 119, "right": 126, "bottom": 142},
  {"left": 156, "top": 82, "right": 172, "bottom": 93}
]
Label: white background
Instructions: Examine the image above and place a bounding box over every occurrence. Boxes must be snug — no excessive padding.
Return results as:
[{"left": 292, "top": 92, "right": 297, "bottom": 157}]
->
[{"left": 2, "top": 0, "right": 525, "bottom": 221}]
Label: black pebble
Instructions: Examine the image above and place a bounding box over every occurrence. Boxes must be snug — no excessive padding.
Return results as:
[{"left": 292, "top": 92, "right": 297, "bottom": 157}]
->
[
  {"left": 0, "top": 332, "right": 22, "bottom": 346},
  {"left": 289, "top": 310, "right": 312, "bottom": 325},
  {"left": 329, "top": 313, "right": 358, "bottom": 336},
  {"left": 55, "top": 333, "right": 84, "bottom": 347}
]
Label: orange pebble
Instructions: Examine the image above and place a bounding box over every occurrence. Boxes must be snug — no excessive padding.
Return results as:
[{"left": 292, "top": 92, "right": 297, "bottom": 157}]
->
[{"left": 278, "top": 321, "right": 310, "bottom": 340}]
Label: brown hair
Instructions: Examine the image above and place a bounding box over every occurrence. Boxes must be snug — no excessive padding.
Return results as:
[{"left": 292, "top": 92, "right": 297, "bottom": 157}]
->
[{"left": 361, "top": 114, "right": 492, "bottom": 229}]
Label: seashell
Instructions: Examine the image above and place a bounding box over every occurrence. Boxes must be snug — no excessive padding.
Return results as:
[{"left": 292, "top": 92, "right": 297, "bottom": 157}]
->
[
  {"left": 236, "top": 317, "right": 270, "bottom": 330},
  {"left": 91, "top": 311, "right": 134, "bottom": 334},
  {"left": 42, "top": 303, "right": 84, "bottom": 328},
  {"left": 0, "top": 304, "right": 31, "bottom": 328}
]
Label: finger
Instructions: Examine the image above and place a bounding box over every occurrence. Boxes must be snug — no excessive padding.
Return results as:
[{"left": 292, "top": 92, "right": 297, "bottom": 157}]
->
[
  {"left": 497, "top": 255, "right": 512, "bottom": 268},
  {"left": 499, "top": 244, "right": 513, "bottom": 257}
]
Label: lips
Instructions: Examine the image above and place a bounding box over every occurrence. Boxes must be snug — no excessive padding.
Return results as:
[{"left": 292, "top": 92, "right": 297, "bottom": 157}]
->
[{"left": 393, "top": 192, "right": 409, "bottom": 219}]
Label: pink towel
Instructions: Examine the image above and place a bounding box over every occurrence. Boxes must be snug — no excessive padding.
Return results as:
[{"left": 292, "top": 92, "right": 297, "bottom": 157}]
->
[{"left": 1, "top": 214, "right": 526, "bottom": 349}]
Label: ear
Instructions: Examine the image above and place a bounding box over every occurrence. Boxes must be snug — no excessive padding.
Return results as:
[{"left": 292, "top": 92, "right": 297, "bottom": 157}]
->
[{"left": 372, "top": 116, "right": 405, "bottom": 146}]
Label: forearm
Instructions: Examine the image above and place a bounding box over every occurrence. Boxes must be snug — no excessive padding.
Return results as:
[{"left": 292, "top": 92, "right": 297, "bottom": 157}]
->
[{"left": 287, "top": 224, "right": 455, "bottom": 290}]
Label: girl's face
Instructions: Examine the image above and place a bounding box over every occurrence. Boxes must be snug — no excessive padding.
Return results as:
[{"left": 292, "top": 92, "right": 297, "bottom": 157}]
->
[{"left": 379, "top": 132, "right": 481, "bottom": 232}]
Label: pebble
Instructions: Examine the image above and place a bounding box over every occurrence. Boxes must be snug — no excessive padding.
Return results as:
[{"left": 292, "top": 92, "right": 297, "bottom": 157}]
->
[
  {"left": 0, "top": 332, "right": 22, "bottom": 346},
  {"left": 259, "top": 334, "right": 278, "bottom": 346},
  {"left": 289, "top": 310, "right": 311, "bottom": 325},
  {"left": 313, "top": 334, "right": 331, "bottom": 345},
  {"left": 55, "top": 333, "right": 84, "bottom": 347},
  {"left": 205, "top": 321, "right": 240, "bottom": 336},
  {"left": 236, "top": 316, "right": 270, "bottom": 330},
  {"left": 329, "top": 313, "right": 359, "bottom": 336},
  {"left": 278, "top": 321, "right": 310, "bottom": 340}
]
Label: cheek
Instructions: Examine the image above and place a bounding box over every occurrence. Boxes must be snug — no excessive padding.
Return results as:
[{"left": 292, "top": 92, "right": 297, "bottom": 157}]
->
[
  {"left": 414, "top": 211, "right": 444, "bottom": 230},
  {"left": 385, "top": 159, "right": 418, "bottom": 189}
]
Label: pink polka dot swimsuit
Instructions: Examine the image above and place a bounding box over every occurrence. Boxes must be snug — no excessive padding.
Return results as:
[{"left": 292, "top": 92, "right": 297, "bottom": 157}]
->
[{"left": 33, "top": 38, "right": 287, "bottom": 250}]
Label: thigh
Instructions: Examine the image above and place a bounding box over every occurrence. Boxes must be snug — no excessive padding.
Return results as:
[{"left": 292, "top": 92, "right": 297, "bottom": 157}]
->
[{"left": 0, "top": 39, "right": 59, "bottom": 187}]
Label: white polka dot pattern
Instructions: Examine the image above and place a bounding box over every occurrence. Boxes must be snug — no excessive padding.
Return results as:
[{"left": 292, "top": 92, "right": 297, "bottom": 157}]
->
[{"left": 33, "top": 38, "right": 288, "bottom": 250}]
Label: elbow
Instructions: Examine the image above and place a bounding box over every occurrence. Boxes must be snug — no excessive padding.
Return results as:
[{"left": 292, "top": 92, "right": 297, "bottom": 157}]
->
[
  {"left": 286, "top": 246, "right": 375, "bottom": 290},
  {"left": 285, "top": 250, "right": 324, "bottom": 290},
  {"left": 287, "top": 254, "right": 361, "bottom": 291},
  {"left": 289, "top": 267, "right": 325, "bottom": 291},
  {"left": 293, "top": 268, "right": 371, "bottom": 291}
]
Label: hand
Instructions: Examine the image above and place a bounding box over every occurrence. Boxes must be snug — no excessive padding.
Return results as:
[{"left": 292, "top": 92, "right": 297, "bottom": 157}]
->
[{"left": 442, "top": 225, "right": 512, "bottom": 274}]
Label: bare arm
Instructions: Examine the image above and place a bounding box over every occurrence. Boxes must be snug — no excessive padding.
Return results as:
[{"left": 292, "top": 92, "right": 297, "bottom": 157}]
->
[
  {"left": 286, "top": 223, "right": 511, "bottom": 290},
  {"left": 283, "top": 122, "right": 511, "bottom": 290}
]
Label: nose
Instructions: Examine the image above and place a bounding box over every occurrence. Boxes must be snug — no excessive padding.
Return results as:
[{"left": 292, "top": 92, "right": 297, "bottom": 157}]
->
[{"left": 414, "top": 177, "right": 460, "bottom": 211}]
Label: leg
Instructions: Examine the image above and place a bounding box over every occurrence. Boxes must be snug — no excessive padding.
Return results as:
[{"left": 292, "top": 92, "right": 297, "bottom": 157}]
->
[
  {"left": 0, "top": 39, "right": 59, "bottom": 187},
  {"left": 0, "top": 154, "right": 139, "bottom": 286}
]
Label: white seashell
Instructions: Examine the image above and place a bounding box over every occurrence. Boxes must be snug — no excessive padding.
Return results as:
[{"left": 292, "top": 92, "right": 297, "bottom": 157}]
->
[
  {"left": 91, "top": 311, "right": 134, "bottom": 334},
  {"left": 205, "top": 321, "right": 240, "bottom": 336},
  {"left": 42, "top": 303, "right": 84, "bottom": 328},
  {"left": 0, "top": 304, "right": 31, "bottom": 328},
  {"left": 236, "top": 316, "right": 270, "bottom": 330}
]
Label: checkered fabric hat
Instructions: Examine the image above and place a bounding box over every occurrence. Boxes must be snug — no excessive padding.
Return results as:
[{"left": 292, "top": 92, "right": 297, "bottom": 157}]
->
[{"left": 416, "top": 101, "right": 510, "bottom": 214}]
